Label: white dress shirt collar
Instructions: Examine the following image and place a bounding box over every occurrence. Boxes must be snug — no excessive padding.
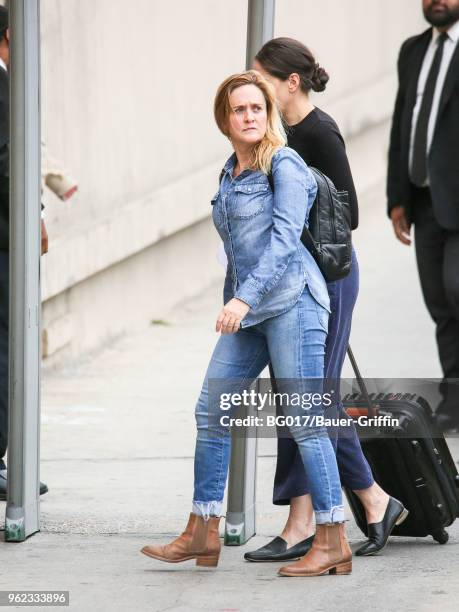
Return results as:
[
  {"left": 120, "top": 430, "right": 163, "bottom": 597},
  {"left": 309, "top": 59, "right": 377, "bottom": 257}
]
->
[
  {"left": 0, "top": 58, "right": 7, "bottom": 72},
  {"left": 433, "top": 19, "right": 459, "bottom": 44}
]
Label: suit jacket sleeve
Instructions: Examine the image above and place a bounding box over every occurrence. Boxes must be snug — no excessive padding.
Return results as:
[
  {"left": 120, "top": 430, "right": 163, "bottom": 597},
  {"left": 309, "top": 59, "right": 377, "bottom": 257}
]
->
[
  {"left": 0, "top": 68, "right": 9, "bottom": 178},
  {"left": 387, "top": 41, "right": 410, "bottom": 216},
  {"left": 0, "top": 69, "right": 8, "bottom": 148}
]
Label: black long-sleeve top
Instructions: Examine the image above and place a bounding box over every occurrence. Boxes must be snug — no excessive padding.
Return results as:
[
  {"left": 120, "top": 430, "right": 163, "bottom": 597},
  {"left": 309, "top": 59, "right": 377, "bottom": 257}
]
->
[{"left": 287, "top": 106, "right": 359, "bottom": 230}]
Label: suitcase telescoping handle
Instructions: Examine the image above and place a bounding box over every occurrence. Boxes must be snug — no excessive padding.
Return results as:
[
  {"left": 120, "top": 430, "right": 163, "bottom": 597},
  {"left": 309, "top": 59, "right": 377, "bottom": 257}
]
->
[{"left": 346, "top": 346, "right": 378, "bottom": 418}]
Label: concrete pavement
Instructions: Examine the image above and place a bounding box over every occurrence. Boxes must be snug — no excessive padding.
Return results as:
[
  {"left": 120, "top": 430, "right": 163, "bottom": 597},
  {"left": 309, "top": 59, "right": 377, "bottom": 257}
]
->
[{"left": 1, "top": 180, "right": 458, "bottom": 612}]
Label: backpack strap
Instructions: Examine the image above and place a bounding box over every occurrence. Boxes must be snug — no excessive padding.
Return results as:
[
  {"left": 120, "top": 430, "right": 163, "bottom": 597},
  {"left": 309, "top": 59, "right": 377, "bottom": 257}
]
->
[{"left": 266, "top": 170, "right": 274, "bottom": 191}]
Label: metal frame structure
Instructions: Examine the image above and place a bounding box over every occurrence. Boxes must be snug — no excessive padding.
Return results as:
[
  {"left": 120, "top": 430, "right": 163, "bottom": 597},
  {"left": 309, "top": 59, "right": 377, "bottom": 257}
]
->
[
  {"left": 2, "top": 0, "right": 272, "bottom": 544},
  {"left": 224, "top": 0, "right": 275, "bottom": 546},
  {"left": 4, "top": 0, "right": 42, "bottom": 542}
]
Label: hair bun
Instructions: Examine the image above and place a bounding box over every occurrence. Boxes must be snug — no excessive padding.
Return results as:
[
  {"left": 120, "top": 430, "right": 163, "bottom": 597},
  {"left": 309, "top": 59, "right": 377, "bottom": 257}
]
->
[{"left": 311, "top": 63, "right": 329, "bottom": 93}]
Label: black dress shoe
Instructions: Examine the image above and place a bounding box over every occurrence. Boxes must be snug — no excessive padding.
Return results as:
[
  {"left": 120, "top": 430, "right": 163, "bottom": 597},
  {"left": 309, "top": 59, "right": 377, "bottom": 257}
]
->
[
  {"left": 434, "top": 412, "right": 459, "bottom": 434},
  {"left": 355, "top": 497, "right": 409, "bottom": 556},
  {"left": 0, "top": 470, "right": 48, "bottom": 501},
  {"left": 244, "top": 535, "right": 314, "bottom": 562}
]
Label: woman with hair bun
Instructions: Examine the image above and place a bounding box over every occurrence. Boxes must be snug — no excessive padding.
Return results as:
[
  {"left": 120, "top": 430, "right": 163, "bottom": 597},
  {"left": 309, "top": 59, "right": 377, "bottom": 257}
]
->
[
  {"left": 141, "top": 69, "right": 354, "bottom": 577},
  {"left": 245, "top": 37, "right": 407, "bottom": 565}
]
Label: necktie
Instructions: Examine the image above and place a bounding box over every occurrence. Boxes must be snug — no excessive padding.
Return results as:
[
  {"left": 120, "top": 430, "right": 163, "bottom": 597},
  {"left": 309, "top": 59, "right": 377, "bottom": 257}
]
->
[{"left": 411, "top": 32, "right": 448, "bottom": 187}]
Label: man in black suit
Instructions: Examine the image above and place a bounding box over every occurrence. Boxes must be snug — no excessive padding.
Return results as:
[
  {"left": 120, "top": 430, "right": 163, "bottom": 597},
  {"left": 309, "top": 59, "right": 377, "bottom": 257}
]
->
[
  {"left": 387, "top": 0, "right": 459, "bottom": 430},
  {"left": 0, "top": 5, "right": 48, "bottom": 499}
]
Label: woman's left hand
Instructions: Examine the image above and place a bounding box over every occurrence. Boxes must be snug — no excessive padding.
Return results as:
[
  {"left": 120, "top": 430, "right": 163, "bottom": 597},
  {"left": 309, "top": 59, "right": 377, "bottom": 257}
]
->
[{"left": 216, "top": 298, "right": 250, "bottom": 335}]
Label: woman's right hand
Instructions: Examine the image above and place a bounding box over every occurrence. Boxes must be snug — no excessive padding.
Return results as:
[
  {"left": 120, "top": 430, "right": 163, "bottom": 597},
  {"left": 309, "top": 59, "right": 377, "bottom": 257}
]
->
[{"left": 216, "top": 298, "right": 250, "bottom": 335}]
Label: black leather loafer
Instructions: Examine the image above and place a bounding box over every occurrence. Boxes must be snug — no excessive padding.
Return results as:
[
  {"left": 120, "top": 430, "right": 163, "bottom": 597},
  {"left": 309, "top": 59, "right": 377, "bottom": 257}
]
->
[
  {"left": 355, "top": 497, "right": 409, "bottom": 556},
  {"left": 435, "top": 412, "right": 459, "bottom": 434},
  {"left": 244, "top": 535, "right": 314, "bottom": 562},
  {"left": 0, "top": 470, "right": 48, "bottom": 501}
]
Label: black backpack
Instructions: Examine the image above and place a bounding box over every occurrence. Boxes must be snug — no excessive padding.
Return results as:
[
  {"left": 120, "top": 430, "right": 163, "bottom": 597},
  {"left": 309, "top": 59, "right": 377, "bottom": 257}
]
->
[{"left": 219, "top": 166, "right": 352, "bottom": 282}]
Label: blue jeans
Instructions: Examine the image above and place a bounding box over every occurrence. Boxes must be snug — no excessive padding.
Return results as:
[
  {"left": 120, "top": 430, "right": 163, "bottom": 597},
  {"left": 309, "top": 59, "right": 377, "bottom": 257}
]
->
[
  {"left": 273, "top": 248, "right": 374, "bottom": 504},
  {"left": 192, "top": 285, "right": 345, "bottom": 524}
]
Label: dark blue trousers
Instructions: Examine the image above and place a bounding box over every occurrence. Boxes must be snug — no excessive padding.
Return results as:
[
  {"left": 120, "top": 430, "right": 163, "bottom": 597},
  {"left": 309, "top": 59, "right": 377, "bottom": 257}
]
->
[
  {"left": 273, "top": 248, "right": 374, "bottom": 504},
  {"left": 0, "top": 249, "right": 8, "bottom": 470}
]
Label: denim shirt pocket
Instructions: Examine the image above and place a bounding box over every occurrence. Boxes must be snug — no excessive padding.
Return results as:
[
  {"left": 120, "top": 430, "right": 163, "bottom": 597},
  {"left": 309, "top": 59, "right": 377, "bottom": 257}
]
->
[{"left": 228, "top": 183, "right": 269, "bottom": 219}]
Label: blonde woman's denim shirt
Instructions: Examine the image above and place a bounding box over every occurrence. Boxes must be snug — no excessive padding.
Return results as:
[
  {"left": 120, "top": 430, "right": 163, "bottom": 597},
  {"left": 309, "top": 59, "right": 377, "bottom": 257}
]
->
[{"left": 212, "top": 147, "right": 330, "bottom": 327}]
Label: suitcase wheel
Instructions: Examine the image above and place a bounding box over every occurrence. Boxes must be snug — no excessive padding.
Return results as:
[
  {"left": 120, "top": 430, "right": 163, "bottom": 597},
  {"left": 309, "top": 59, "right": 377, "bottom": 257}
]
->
[{"left": 432, "top": 529, "right": 449, "bottom": 544}]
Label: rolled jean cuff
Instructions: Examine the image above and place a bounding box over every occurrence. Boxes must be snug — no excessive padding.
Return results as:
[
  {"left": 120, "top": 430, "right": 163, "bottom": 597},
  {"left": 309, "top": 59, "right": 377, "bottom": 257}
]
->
[
  {"left": 315, "top": 505, "right": 345, "bottom": 524},
  {"left": 192, "top": 500, "right": 223, "bottom": 520}
]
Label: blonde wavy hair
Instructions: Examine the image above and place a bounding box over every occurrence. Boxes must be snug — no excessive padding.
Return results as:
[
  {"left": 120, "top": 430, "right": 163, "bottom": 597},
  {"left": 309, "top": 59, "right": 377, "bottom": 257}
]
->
[{"left": 214, "top": 70, "right": 287, "bottom": 174}]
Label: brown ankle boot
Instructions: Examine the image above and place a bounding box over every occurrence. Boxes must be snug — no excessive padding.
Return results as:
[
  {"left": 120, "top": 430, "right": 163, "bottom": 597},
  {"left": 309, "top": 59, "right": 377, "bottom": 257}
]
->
[
  {"left": 278, "top": 522, "right": 352, "bottom": 577},
  {"left": 141, "top": 513, "right": 221, "bottom": 567}
]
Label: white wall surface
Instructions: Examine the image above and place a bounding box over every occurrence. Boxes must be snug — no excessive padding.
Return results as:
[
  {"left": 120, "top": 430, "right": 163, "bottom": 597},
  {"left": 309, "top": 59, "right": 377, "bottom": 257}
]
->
[{"left": 38, "top": 0, "right": 428, "bottom": 361}]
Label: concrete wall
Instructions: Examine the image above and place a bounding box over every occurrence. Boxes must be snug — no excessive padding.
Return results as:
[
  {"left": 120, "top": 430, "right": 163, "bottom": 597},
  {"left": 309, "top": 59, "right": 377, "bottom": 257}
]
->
[{"left": 40, "top": 0, "right": 426, "bottom": 365}]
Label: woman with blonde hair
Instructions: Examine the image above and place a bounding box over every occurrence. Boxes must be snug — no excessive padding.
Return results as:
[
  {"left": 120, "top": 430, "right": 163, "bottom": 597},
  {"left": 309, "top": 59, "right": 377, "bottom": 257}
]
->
[{"left": 141, "top": 70, "right": 352, "bottom": 577}]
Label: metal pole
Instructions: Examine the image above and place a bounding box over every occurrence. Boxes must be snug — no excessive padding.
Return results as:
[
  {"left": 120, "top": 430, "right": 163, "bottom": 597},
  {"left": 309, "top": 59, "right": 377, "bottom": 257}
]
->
[
  {"left": 5, "top": 0, "right": 41, "bottom": 542},
  {"left": 246, "top": 0, "right": 275, "bottom": 68},
  {"left": 225, "top": 0, "right": 275, "bottom": 546}
]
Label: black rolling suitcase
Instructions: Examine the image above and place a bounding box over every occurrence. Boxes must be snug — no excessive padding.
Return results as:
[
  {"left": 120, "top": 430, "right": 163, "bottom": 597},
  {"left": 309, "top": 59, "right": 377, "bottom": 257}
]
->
[{"left": 343, "top": 347, "right": 459, "bottom": 544}]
